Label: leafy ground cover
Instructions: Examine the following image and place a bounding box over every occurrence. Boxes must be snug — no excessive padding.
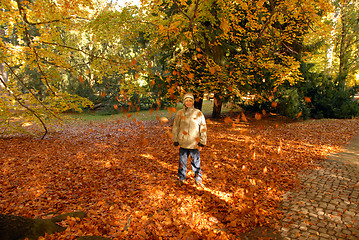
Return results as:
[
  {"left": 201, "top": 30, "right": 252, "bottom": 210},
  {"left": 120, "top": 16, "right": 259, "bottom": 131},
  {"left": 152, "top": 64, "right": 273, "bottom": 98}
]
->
[{"left": 1, "top": 112, "right": 359, "bottom": 239}]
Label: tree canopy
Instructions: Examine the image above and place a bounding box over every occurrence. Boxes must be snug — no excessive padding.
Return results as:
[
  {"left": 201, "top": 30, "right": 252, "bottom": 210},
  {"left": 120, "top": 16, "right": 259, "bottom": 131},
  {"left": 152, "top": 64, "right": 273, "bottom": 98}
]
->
[{"left": 1, "top": 0, "right": 359, "bottom": 137}]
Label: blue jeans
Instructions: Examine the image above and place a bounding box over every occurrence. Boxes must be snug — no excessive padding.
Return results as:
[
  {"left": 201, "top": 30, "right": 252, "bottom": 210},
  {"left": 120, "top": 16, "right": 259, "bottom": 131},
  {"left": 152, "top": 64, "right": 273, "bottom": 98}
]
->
[{"left": 178, "top": 148, "right": 202, "bottom": 181}]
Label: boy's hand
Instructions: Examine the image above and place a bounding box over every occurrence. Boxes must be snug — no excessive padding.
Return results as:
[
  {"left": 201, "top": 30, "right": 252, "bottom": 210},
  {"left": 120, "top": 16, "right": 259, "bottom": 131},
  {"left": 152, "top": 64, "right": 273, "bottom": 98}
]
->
[{"left": 198, "top": 143, "right": 205, "bottom": 151}]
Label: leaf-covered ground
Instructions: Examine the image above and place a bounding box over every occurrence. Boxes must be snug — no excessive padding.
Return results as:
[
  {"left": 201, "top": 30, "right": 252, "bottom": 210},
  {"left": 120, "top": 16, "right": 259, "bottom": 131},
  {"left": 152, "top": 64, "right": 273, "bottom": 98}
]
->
[{"left": 1, "top": 115, "right": 359, "bottom": 239}]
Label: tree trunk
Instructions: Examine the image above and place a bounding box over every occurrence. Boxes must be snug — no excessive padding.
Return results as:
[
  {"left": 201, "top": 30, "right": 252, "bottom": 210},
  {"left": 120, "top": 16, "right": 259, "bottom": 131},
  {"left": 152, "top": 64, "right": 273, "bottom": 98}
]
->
[
  {"left": 212, "top": 95, "right": 222, "bottom": 118},
  {"left": 0, "top": 212, "right": 87, "bottom": 240},
  {"left": 194, "top": 98, "right": 203, "bottom": 111}
]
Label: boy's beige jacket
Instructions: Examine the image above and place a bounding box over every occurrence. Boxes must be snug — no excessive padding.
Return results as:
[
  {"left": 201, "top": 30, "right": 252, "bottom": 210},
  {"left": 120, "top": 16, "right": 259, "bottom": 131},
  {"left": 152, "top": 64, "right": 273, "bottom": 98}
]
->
[{"left": 172, "top": 105, "right": 207, "bottom": 149}]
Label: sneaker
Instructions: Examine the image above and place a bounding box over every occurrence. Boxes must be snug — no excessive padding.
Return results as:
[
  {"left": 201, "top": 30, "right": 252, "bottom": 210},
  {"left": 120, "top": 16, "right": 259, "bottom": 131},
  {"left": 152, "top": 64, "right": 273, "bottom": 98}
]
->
[
  {"left": 195, "top": 179, "right": 204, "bottom": 187},
  {"left": 178, "top": 179, "right": 185, "bottom": 186}
]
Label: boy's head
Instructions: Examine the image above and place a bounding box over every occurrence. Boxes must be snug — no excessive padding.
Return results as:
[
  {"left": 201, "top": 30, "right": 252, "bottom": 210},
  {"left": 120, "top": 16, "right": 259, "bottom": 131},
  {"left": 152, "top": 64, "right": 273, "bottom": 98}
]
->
[{"left": 183, "top": 93, "right": 194, "bottom": 108}]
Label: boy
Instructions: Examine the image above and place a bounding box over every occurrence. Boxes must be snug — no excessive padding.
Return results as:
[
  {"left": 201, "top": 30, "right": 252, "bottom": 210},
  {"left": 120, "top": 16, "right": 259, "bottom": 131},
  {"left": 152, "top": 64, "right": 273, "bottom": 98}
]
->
[{"left": 172, "top": 93, "right": 207, "bottom": 186}]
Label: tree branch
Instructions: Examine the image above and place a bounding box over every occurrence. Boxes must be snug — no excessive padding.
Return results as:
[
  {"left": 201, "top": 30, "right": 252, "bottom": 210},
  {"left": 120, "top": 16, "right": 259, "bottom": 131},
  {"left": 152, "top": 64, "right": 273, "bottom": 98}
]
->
[
  {"left": 15, "top": 0, "right": 89, "bottom": 26},
  {"left": 0, "top": 73, "right": 48, "bottom": 139}
]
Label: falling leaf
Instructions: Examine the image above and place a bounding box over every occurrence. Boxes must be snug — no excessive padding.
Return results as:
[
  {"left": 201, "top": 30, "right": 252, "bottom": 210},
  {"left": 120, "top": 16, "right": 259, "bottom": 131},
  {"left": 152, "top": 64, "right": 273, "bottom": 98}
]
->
[
  {"left": 182, "top": 130, "right": 188, "bottom": 135},
  {"left": 101, "top": 91, "right": 106, "bottom": 97},
  {"left": 167, "top": 107, "right": 177, "bottom": 114},
  {"left": 79, "top": 76, "right": 84, "bottom": 83},
  {"left": 224, "top": 117, "right": 232, "bottom": 124},
  {"left": 188, "top": 73, "right": 195, "bottom": 79},
  {"left": 271, "top": 102, "right": 278, "bottom": 108},
  {"left": 263, "top": 167, "right": 268, "bottom": 174},
  {"left": 160, "top": 117, "right": 169, "bottom": 123},
  {"left": 255, "top": 113, "right": 262, "bottom": 120},
  {"left": 305, "top": 97, "right": 311, "bottom": 102},
  {"left": 113, "top": 104, "right": 118, "bottom": 110},
  {"left": 241, "top": 112, "right": 248, "bottom": 122},
  {"left": 209, "top": 67, "right": 216, "bottom": 74}
]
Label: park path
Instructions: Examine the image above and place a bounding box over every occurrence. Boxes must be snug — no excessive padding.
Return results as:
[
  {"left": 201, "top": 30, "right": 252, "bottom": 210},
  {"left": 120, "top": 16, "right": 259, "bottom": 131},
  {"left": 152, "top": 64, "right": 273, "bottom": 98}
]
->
[{"left": 278, "top": 134, "right": 359, "bottom": 239}]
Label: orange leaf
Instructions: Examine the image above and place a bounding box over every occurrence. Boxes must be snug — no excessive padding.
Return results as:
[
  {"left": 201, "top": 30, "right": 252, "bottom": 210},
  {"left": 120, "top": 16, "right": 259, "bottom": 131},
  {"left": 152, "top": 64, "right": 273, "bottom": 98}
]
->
[
  {"left": 241, "top": 112, "right": 248, "bottom": 122},
  {"left": 209, "top": 67, "right": 216, "bottom": 74},
  {"left": 188, "top": 73, "right": 195, "bottom": 79},
  {"left": 160, "top": 117, "right": 169, "bottom": 123},
  {"left": 79, "top": 75, "right": 84, "bottom": 83},
  {"left": 271, "top": 102, "right": 278, "bottom": 108},
  {"left": 101, "top": 91, "right": 106, "bottom": 97},
  {"left": 224, "top": 117, "right": 232, "bottom": 124},
  {"left": 255, "top": 113, "right": 262, "bottom": 120},
  {"left": 305, "top": 97, "right": 311, "bottom": 102},
  {"left": 167, "top": 107, "right": 177, "bottom": 113},
  {"left": 113, "top": 104, "right": 118, "bottom": 110},
  {"left": 263, "top": 167, "right": 268, "bottom": 174},
  {"left": 182, "top": 130, "right": 188, "bottom": 135}
]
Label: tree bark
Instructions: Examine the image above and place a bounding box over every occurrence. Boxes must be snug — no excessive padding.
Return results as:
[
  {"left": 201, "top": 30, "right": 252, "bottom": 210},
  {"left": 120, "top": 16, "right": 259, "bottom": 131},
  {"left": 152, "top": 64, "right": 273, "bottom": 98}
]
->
[
  {"left": 194, "top": 98, "right": 203, "bottom": 111},
  {"left": 212, "top": 94, "right": 222, "bottom": 118},
  {"left": 0, "top": 212, "right": 87, "bottom": 240}
]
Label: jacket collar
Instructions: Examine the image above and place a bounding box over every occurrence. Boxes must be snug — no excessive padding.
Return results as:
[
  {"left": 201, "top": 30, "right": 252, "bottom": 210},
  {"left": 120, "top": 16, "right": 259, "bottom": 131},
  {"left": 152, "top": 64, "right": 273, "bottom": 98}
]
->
[{"left": 184, "top": 105, "right": 195, "bottom": 111}]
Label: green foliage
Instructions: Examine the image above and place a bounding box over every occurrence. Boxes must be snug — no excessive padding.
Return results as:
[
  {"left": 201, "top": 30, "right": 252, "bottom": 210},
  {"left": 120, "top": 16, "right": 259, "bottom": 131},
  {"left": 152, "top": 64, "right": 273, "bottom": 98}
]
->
[
  {"left": 276, "top": 88, "right": 310, "bottom": 119},
  {"left": 302, "top": 77, "right": 359, "bottom": 119}
]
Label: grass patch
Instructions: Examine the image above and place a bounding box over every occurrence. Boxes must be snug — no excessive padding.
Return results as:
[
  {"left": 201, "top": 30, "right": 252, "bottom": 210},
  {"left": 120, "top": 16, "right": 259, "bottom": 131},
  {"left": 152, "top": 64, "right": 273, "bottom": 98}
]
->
[{"left": 63, "top": 100, "right": 233, "bottom": 122}]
